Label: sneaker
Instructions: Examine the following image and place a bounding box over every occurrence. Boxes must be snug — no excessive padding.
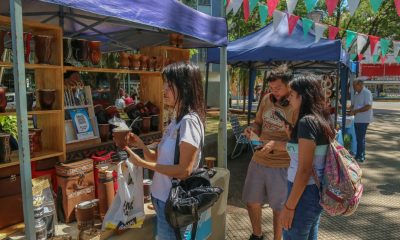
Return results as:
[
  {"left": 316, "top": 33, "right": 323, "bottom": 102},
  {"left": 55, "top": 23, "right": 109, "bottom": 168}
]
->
[{"left": 249, "top": 234, "right": 264, "bottom": 240}]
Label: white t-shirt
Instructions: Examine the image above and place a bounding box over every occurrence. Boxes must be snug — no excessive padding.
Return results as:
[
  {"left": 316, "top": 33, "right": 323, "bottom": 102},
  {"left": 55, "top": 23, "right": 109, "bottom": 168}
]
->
[
  {"left": 151, "top": 113, "right": 204, "bottom": 202},
  {"left": 352, "top": 87, "right": 373, "bottom": 123}
]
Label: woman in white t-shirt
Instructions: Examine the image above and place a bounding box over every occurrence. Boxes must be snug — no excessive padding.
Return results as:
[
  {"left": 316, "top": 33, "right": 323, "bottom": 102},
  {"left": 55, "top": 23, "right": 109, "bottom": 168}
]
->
[{"left": 125, "top": 62, "right": 205, "bottom": 240}]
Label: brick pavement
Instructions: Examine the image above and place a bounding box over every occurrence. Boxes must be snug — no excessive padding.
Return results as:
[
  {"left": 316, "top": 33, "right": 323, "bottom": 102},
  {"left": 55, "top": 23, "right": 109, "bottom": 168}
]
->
[{"left": 226, "top": 104, "right": 400, "bottom": 240}]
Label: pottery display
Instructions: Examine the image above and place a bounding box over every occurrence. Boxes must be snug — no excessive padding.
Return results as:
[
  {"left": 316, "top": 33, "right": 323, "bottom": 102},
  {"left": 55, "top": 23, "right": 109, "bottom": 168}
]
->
[
  {"left": 169, "top": 33, "right": 179, "bottom": 47},
  {"left": 119, "top": 51, "right": 129, "bottom": 68},
  {"left": 177, "top": 34, "right": 184, "bottom": 48},
  {"left": 141, "top": 116, "right": 151, "bottom": 133},
  {"left": 38, "top": 89, "right": 56, "bottom": 110},
  {"left": 24, "top": 32, "right": 33, "bottom": 63},
  {"left": 139, "top": 55, "right": 149, "bottom": 71},
  {"left": 98, "top": 124, "right": 110, "bottom": 142},
  {"left": 34, "top": 35, "right": 53, "bottom": 64},
  {"left": 155, "top": 56, "right": 163, "bottom": 71},
  {"left": 0, "top": 133, "right": 11, "bottom": 163},
  {"left": 72, "top": 39, "right": 89, "bottom": 62},
  {"left": 89, "top": 41, "right": 101, "bottom": 65},
  {"left": 149, "top": 57, "right": 157, "bottom": 71},
  {"left": 0, "top": 86, "right": 7, "bottom": 113},
  {"left": 129, "top": 54, "right": 141, "bottom": 70},
  {"left": 27, "top": 91, "right": 34, "bottom": 111},
  {"left": 112, "top": 128, "right": 131, "bottom": 149},
  {"left": 150, "top": 114, "right": 159, "bottom": 131},
  {"left": 29, "top": 128, "right": 42, "bottom": 153},
  {"left": 0, "top": 30, "right": 6, "bottom": 60}
]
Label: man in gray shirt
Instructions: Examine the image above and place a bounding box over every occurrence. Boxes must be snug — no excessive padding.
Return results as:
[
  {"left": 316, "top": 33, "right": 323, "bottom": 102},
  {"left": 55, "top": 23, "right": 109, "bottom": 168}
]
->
[{"left": 350, "top": 79, "right": 373, "bottom": 162}]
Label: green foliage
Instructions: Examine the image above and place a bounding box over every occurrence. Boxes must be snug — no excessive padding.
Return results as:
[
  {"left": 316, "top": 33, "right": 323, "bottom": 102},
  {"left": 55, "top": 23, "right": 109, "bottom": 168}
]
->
[
  {"left": 0, "top": 116, "right": 18, "bottom": 139},
  {"left": 189, "top": 49, "right": 199, "bottom": 57}
]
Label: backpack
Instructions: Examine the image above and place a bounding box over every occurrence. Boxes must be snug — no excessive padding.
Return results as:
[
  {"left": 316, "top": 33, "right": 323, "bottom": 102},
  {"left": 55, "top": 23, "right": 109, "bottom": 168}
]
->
[{"left": 313, "top": 140, "right": 363, "bottom": 216}]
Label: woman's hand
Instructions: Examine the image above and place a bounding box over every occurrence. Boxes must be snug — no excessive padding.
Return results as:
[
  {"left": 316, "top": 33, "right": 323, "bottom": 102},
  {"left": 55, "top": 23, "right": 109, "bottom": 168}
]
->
[
  {"left": 260, "top": 140, "right": 274, "bottom": 153},
  {"left": 280, "top": 204, "right": 295, "bottom": 230},
  {"left": 125, "top": 146, "right": 146, "bottom": 167}
]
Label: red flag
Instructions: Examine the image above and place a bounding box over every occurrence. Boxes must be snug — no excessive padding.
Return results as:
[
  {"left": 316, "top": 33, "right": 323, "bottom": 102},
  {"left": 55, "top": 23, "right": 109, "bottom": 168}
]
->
[
  {"left": 328, "top": 26, "right": 339, "bottom": 40},
  {"left": 358, "top": 54, "right": 363, "bottom": 61},
  {"left": 381, "top": 55, "right": 387, "bottom": 65},
  {"left": 369, "top": 35, "right": 380, "bottom": 55},
  {"left": 288, "top": 14, "right": 300, "bottom": 36},
  {"left": 326, "top": 0, "right": 339, "bottom": 16},
  {"left": 267, "top": 0, "right": 280, "bottom": 17},
  {"left": 226, "top": 0, "right": 231, "bottom": 7},
  {"left": 395, "top": 0, "right": 400, "bottom": 16},
  {"left": 243, "top": 0, "right": 250, "bottom": 22}
]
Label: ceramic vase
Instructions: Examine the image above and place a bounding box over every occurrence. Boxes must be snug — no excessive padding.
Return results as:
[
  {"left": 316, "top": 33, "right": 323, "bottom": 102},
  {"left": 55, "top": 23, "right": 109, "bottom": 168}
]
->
[
  {"left": 34, "top": 35, "right": 53, "bottom": 64},
  {"left": 0, "top": 86, "right": 7, "bottom": 113},
  {"left": 119, "top": 52, "right": 129, "bottom": 68},
  {"left": 38, "top": 89, "right": 56, "bottom": 110},
  {"left": 89, "top": 41, "right": 101, "bottom": 65}
]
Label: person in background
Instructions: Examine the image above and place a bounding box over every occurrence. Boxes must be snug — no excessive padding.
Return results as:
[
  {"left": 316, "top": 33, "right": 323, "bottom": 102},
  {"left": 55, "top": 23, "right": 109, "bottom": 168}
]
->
[
  {"left": 279, "top": 75, "right": 335, "bottom": 240},
  {"left": 242, "top": 65, "right": 295, "bottom": 240},
  {"left": 124, "top": 93, "right": 134, "bottom": 105},
  {"left": 115, "top": 88, "right": 126, "bottom": 109},
  {"left": 349, "top": 79, "right": 373, "bottom": 162}
]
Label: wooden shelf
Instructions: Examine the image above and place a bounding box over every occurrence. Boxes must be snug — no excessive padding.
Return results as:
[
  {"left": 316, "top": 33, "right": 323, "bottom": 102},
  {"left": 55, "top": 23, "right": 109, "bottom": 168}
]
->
[
  {"left": 64, "top": 66, "right": 161, "bottom": 75},
  {"left": 0, "top": 61, "right": 61, "bottom": 69},
  {"left": 0, "top": 110, "right": 62, "bottom": 116},
  {"left": 64, "top": 105, "right": 92, "bottom": 110},
  {"left": 0, "top": 150, "right": 64, "bottom": 169},
  {"left": 66, "top": 136, "right": 100, "bottom": 145}
]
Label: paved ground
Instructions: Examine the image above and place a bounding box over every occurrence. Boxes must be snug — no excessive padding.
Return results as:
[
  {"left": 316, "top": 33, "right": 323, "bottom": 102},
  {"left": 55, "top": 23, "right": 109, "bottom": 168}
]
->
[{"left": 225, "top": 102, "right": 400, "bottom": 240}]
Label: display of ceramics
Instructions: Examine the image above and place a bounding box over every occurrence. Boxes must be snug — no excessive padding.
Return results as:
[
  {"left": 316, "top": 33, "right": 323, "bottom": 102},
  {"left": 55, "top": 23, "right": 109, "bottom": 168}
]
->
[
  {"left": 149, "top": 57, "right": 156, "bottom": 71},
  {"left": 119, "top": 51, "right": 129, "bottom": 68},
  {"left": 34, "top": 35, "right": 53, "bottom": 64},
  {"left": 89, "top": 41, "right": 101, "bottom": 65},
  {"left": 139, "top": 55, "right": 149, "bottom": 71},
  {"left": 38, "top": 89, "right": 56, "bottom": 110},
  {"left": 129, "top": 54, "right": 141, "bottom": 70},
  {"left": 0, "top": 30, "right": 6, "bottom": 60},
  {"left": 72, "top": 39, "right": 89, "bottom": 62}
]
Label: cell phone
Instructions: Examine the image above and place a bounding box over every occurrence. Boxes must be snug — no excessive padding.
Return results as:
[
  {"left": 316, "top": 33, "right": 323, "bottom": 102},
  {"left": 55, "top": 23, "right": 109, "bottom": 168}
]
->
[{"left": 274, "top": 110, "right": 292, "bottom": 128}]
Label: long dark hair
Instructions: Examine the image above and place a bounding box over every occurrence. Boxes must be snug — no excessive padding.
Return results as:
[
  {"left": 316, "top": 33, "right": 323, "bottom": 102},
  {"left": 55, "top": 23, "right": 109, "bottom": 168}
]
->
[
  {"left": 162, "top": 62, "right": 205, "bottom": 123},
  {"left": 290, "top": 75, "right": 335, "bottom": 141}
]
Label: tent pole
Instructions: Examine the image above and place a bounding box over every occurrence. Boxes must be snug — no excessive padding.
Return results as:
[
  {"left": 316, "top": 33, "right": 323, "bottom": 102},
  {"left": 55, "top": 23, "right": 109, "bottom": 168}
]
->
[
  {"left": 10, "top": 0, "right": 35, "bottom": 238},
  {"left": 258, "top": 70, "right": 268, "bottom": 111},
  {"left": 340, "top": 64, "right": 348, "bottom": 136},
  {"left": 218, "top": 47, "right": 228, "bottom": 169},
  {"left": 248, "top": 67, "right": 256, "bottom": 125},
  {"left": 334, "top": 62, "right": 340, "bottom": 128},
  {"left": 205, "top": 62, "right": 210, "bottom": 109}
]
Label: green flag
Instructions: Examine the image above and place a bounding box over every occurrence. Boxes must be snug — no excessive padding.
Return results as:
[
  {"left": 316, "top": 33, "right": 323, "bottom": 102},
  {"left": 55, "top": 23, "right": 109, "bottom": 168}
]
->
[
  {"left": 396, "top": 56, "right": 400, "bottom": 64},
  {"left": 350, "top": 54, "right": 357, "bottom": 61},
  {"left": 373, "top": 54, "right": 380, "bottom": 64},
  {"left": 380, "top": 39, "right": 390, "bottom": 56},
  {"left": 259, "top": 5, "right": 268, "bottom": 25},
  {"left": 302, "top": 18, "right": 314, "bottom": 38},
  {"left": 305, "top": 0, "right": 318, "bottom": 13},
  {"left": 346, "top": 30, "right": 357, "bottom": 50},
  {"left": 250, "top": 0, "right": 258, "bottom": 15},
  {"left": 370, "top": 0, "right": 384, "bottom": 13}
]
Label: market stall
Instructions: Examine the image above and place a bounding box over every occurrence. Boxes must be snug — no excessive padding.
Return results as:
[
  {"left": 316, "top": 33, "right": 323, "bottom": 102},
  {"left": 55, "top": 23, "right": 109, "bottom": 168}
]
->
[{"left": 0, "top": 0, "right": 228, "bottom": 238}]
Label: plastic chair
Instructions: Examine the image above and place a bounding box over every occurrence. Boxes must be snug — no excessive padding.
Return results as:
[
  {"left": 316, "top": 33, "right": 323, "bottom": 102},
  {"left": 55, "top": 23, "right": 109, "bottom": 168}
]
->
[{"left": 229, "top": 114, "right": 254, "bottom": 159}]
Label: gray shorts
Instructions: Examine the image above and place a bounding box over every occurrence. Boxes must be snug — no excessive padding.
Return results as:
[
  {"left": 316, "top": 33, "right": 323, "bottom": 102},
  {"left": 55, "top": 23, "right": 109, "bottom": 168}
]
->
[{"left": 242, "top": 160, "right": 288, "bottom": 211}]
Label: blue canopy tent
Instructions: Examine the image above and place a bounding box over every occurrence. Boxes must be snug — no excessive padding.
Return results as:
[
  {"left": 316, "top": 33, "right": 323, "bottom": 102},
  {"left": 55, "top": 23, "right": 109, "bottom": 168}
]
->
[{"left": 207, "top": 17, "right": 350, "bottom": 130}]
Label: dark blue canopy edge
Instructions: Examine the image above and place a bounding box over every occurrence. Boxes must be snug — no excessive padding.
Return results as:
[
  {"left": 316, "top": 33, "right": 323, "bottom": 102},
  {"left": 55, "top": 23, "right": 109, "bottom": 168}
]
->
[{"left": 1, "top": 0, "right": 227, "bottom": 50}]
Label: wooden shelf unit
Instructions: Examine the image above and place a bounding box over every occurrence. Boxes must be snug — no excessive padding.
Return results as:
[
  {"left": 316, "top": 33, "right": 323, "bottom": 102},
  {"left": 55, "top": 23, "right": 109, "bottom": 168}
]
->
[
  {"left": 0, "top": 109, "right": 62, "bottom": 116},
  {"left": 0, "top": 150, "right": 64, "bottom": 169},
  {"left": 0, "top": 61, "right": 61, "bottom": 69},
  {"left": 63, "top": 65, "right": 161, "bottom": 75}
]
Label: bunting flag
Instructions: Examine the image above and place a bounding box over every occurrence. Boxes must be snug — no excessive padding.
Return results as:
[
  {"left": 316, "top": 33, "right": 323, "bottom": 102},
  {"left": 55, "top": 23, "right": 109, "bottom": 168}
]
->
[
  {"left": 243, "top": 0, "right": 250, "bottom": 22},
  {"left": 287, "top": 0, "right": 299, "bottom": 14},
  {"left": 358, "top": 54, "right": 364, "bottom": 61},
  {"left": 228, "top": 0, "right": 243, "bottom": 15},
  {"left": 394, "top": 41, "right": 400, "bottom": 57},
  {"left": 288, "top": 14, "right": 300, "bottom": 36},
  {"left": 345, "top": 30, "right": 357, "bottom": 50},
  {"left": 259, "top": 5, "right": 268, "bottom": 25},
  {"left": 369, "top": 35, "right": 380, "bottom": 55},
  {"left": 372, "top": 54, "right": 380, "bottom": 64},
  {"left": 380, "top": 38, "right": 390, "bottom": 56},
  {"left": 370, "top": 0, "right": 384, "bottom": 13},
  {"left": 268, "top": 0, "right": 280, "bottom": 17},
  {"left": 396, "top": 0, "right": 400, "bottom": 16},
  {"left": 350, "top": 54, "right": 357, "bottom": 61},
  {"left": 326, "top": 0, "right": 339, "bottom": 16},
  {"left": 305, "top": 0, "right": 318, "bottom": 13},
  {"left": 302, "top": 18, "right": 314, "bottom": 37},
  {"left": 226, "top": 0, "right": 233, "bottom": 13},
  {"left": 396, "top": 56, "right": 400, "bottom": 64},
  {"left": 348, "top": 0, "right": 360, "bottom": 16},
  {"left": 357, "top": 34, "right": 368, "bottom": 54},
  {"left": 315, "top": 23, "right": 327, "bottom": 43},
  {"left": 249, "top": 0, "right": 258, "bottom": 15},
  {"left": 380, "top": 55, "right": 387, "bottom": 65},
  {"left": 273, "top": 10, "right": 286, "bottom": 31},
  {"left": 328, "top": 26, "right": 339, "bottom": 40}
]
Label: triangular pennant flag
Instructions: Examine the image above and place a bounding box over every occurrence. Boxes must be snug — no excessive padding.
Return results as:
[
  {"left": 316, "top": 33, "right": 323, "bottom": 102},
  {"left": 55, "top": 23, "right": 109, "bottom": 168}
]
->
[
  {"left": 302, "top": 18, "right": 314, "bottom": 37},
  {"left": 226, "top": 0, "right": 233, "bottom": 13},
  {"left": 226, "top": 0, "right": 230, "bottom": 7},
  {"left": 287, "top": 0, "right": 299, "bottom": 14},
  {"left": 259, "top": 5, "right": 268, "bottom": 25},
  {"left": 357, "top": 34, "right": 368, "bottom": 54},
  {"left": 395, "top": 0, "right": 400, "bottom": 16},
  {"left": 328, "top": 26, "right": 339, "bottom": 40},
  {"left": 326, "top": 0, "right": 339, "bottom": 16},
  {"left": 243, "top": 0, "right": 250, "bottom": 22},
  {"left": 380, "top": 55, "right": 387, "bottom": 65},
  {"left": 273, "top": 10, "right": 286, "bottom": 31},
  {"left": 268, "top": 0, "right": 280, "bottom": 17},
  {"left": 350, "top": 54, "right": 357, "bottom": 61},
  {"left": 288, "top": 14, "right": 300, "bottom": 36},
  {"left": 396, "top": 56, "right": 400, "bottom": 64},
  {"left": 315, "top": 23, "right": 327, "bottom": 43},
  {"left": 249, "top": 0, "right": 258, "bottom": 15},
  {"left": 358, "top": 54, "right": 364, "bottom": 61},
  {"left": 345, "top": 30, "right": 357, "bottom": 50},
  {"left": 348, "top": 0, "right": 360, "bottom": 16},
  {"left": 380, "top": 39, "right": 390, "bottom": 56},
  {"left": 305, "top": 0, "right": 318, "bottom": 13},
  {"left": 394, "top": 41, "right": 400, "bottom": 57},
  {"left": 370, "top": 0, "right": 383, "bottom": 13},
  {"left": 372, "top": 54, "right": 380, "bottom": 64},
  {"left": 231, "top": 0, "right": 243, "bottom": 15},
  {"left": 369, "top": 35, "right": 380, "bottom": 55}
]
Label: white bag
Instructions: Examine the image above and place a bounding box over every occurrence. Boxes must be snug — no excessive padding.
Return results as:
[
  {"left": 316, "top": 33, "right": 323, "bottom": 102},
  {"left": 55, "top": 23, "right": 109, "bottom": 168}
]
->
[{"left": 102, "top": 159, "right": 145, "bottom": 230}]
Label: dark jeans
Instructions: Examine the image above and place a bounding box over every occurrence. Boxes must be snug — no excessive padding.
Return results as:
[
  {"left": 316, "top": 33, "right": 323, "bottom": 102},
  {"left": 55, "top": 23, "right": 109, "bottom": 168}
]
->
[
  {"left": 283, "top": 182, "right": 322, "bottom": 240},
  {"left": 354, "top": 123, "right": 369, "bottom": 160}
]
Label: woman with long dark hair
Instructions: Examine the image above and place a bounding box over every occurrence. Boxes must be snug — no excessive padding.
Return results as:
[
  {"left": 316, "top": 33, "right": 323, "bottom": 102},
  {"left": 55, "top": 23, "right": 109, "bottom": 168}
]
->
[
  {"left": 124, "top": 62, "right": 205, "bottom": 239},
  {"left": 279, "top": 75, "right": 335, "bottom": 239}
]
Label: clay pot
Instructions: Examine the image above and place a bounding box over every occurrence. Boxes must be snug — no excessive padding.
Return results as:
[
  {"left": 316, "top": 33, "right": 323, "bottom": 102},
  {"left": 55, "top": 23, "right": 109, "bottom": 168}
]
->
[
  {"left": 139, "top": 55, "right": 149, "bottom": 71},
  {"left": 112, "top": 128, "right": 131, "bottom": 149},
  {"left": 177, "top": 34, "right": 184, "bottom": 48},
  {"left": 0, "top": 133, "right": 11, "bottom": 163},
  {"left": 63, "top": 37, "right": 74, "bottom": 62},
  {"left": 0, "top": 86, "right": 7, "bottom": 113},
  {"left": 98, "top": 124, "right": 110, "bottom": 142},
  {"left": 38, "top": 89, "right": 56, "bottom": 110},
  {"left": 24, "top": 32, "right": 33, "bottom": 63},
  {"left": 141, "top": 116, "right": 151, "bottom": 133},
  {"left": 119, "top": 52, "right": 129, "bottom": 68},
  {"left": 89, "top": 41, "right": 101, "bottom": 65},
  {"left": 34, "top": 35, "right": 53, "bottom": 64},
  {"left": 155, "top": 56, "right": 163, "bottom": 71},
  {"left": 75, "top": 201, "right": 95, "bottom": 230},
  {"left": 205, "top": 156, "right": 216, "bottom": 169},
  {"left": 149, "top": 57, "right": 157, "bottom": 71},
  {"left": 129, "top": 54, "right": 141, "bottom": 70},
  {"left": 169, "top": 33, "right": 179, "bottom": 47},
  {"left": 72, "top": 39, "right": 89, "bottom": 62},
  {"left": 150, "top": 114, "right": 159, "bottom": 131},
  {"left": 26, "top": 91, "right": 34, "bottom": 111},
  {"left": 29, "top": 128, "right": 42, "bottom": 153},
  {"left": 0, "top": 30, "right": 6, "bottom": 60}
]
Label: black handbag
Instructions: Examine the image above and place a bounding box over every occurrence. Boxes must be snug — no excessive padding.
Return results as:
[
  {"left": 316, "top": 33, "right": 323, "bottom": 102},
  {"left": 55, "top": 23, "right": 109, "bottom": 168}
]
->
[{"left": 165, "top": 118, "right": 223, "bottom": 240}]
